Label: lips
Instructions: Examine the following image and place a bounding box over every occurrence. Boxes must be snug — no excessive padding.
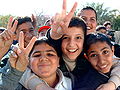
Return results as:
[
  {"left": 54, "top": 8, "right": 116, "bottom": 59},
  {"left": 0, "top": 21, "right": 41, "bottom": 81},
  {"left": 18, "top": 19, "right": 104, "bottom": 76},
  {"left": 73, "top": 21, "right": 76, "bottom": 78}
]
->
[
  {"left": 68, "top": 49, "right": 78, "bottom": 53},
  {"left": 97, "top": 64, "right": 108, "bottom": 71}
]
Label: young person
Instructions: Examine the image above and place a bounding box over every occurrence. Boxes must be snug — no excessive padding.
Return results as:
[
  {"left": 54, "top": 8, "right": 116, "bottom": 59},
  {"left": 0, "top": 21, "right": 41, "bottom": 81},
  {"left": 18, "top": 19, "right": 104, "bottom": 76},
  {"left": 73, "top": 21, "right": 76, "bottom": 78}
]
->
[
  {"left": 16, "top": 37, "right": 72, "bottom": 90},
  {"left": 83, "top": 33, "right": 120, "bottom": 89},
  {"left": 20, "top": 0, "right": 120, "bottom": 89}
]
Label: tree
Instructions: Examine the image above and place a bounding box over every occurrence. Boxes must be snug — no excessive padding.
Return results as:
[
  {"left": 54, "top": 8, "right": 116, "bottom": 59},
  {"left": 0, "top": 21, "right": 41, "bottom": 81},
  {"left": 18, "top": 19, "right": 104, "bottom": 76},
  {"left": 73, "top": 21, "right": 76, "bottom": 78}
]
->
[
  {"left": 0, "top": 15, "right": 12, "bottom": 28},
  {"left": 113, "top": 15, "right": 120, "bottom": 31},
  {"left": 83, "top": 3, "right": 119, "bottom": 25}
]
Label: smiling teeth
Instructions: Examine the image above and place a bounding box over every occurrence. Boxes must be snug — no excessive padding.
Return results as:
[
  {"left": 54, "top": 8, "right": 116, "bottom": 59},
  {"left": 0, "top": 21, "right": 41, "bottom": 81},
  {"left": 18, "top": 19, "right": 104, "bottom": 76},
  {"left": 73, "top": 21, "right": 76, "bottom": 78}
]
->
[
  {"left": 101, "top": 65, "right": 107, "bottom": 68},
  {"left": 69, "top": 50, "right": 76, "bottom": 52},
  {"left": 87, "top": 27, "right": 91, "bottom": 30}
]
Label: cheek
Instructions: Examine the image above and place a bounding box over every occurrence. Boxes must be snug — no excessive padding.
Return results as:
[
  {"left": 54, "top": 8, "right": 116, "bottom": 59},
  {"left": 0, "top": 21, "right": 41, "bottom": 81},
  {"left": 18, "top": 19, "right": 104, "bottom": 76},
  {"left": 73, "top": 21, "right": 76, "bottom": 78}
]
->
[
  {"left": 29, "top": 59, "right": 38, "bottom": 70},
  {"left": 61, "top": 41, "right": 67, "bottom": 51}
]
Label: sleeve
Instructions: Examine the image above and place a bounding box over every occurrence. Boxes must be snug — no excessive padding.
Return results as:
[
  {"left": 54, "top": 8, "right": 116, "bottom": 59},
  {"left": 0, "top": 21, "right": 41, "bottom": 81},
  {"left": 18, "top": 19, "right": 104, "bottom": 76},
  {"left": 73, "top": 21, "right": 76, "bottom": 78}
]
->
[
  {"left": 46, "top": 29, "right": 62, "bottom": 56},
  {"left": 19, "top": 68, "right": 44, "bottom": 90},
  {"left": 0, "top": 61, "right": 24, "bottom": 90},
  {"left": 108, "top": 60, "right": 120, "bottom": 89}
]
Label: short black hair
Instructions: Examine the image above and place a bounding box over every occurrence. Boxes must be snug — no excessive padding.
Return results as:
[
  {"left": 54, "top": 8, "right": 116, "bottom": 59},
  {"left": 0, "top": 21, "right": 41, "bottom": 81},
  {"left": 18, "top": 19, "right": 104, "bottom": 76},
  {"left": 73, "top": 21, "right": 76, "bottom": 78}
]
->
[
  {"left": 29, "top": 37, "right": 61, "bottom": 57},
  {"left": 96, "top": 25, "right": 106, "bottom": 31},
  {"left": 84, "top": 33, "right": 113, "bottom": 54},
  {"left": 68, "top": 17, "right": 87, "bottom": 41},
  {"left": 13, "top": 16, "right": 32, "bottom": 28},
  {"left": 79, "top": 6, "right": 97, "bottom": 20},
  {"left": 103, "top": 21, "right": 111, "bottom": 27}
]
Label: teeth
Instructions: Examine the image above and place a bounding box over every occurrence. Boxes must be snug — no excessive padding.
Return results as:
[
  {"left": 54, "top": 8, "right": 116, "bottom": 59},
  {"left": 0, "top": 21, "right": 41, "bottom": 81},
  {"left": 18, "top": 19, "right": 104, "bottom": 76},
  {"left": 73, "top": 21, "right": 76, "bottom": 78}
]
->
[
  {"left": 87, "top": 27, "right": 91, "bottom": 30},
  {"left": 100, "top": 65, "right": 107, "bottom": 68},
  {"left": 69, "top": 50, "right": 76, "bottom": 52}
]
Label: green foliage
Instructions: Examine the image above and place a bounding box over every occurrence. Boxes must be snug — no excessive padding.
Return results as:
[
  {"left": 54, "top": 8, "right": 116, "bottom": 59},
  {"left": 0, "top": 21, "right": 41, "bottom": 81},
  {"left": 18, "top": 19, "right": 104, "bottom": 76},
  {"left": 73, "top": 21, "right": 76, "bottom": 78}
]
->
[
  {"left": 0, "top": 15, "right": 12, "bottom": 28},
  {"left": 84, "top": 2, "right": 119, "bottom": 25},
  {"left": 81, "top": 2, "right": 120, "bottom": 31},
  {"left": 113, "top": 15, "right": 120, "bottom": 31}
]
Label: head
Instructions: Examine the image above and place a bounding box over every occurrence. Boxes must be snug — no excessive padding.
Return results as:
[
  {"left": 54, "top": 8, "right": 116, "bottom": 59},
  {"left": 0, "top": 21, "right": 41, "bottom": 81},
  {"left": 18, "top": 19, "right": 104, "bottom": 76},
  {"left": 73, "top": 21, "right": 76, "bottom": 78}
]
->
[
  {"left": 96, "top": 25, "right": 107, "bottom": 34},
  {"left": 84, "top": 33, "right": 114, "bottom": 73},
  {"left": 38, "top": 26, "right": 51, "bottom": 37},
  {"left": 103, "top": 21, "right": 112, "bottom": 30},
  {"left": 78, "top": 6, "right": 97, "bottom": 35},
  {"left": 13, "top": 17, "right": 37, "bottom": 47},
  {"left": 29, "top": 37, "right": 60, "bottom": 79},
  {"left": 61, "top": 17, "right": 87, "bottom": 61},
  {"left": 44, "top": 19, "right": 51, "bottom": 26}
]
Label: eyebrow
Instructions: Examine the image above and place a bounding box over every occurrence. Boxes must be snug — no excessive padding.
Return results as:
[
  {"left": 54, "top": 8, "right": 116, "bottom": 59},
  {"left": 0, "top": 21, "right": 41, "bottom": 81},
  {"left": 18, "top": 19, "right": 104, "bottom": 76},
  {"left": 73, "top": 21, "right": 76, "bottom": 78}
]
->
[
  {"left": 88, "top": 47, "right": 109, "bottom": 55},
  {"left": 63, "top": 34, "right": 84, "bottom": 37},
  {"left": 33, "top": 50, "right": 56, "bottom": 54}
]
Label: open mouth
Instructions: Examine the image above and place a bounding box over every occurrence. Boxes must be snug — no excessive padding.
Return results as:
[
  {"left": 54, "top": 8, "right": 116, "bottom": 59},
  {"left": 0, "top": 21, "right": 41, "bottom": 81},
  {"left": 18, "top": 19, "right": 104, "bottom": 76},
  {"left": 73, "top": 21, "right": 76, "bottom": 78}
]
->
[
  {"left": 87, "top": 26, "right": 91, "bottom": 30},
  {"left": 68, "top": 49, "right": 78, "bottom": 53}
]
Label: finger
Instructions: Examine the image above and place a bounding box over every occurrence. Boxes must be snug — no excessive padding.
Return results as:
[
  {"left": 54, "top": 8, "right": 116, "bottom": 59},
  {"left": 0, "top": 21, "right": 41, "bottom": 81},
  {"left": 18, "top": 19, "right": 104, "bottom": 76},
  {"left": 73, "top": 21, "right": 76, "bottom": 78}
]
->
[
  {"left": 65, "top": 2, "right": 77, "bottom": 24},
  {"left": 31, "top": 14, "right": 37, "bottom": 28},
  {"left": 62, "top": 0, "right": 67, "bottom": 13},
  {"left": 7, "top": 16, "right": 13, "bottom": 30},
  {"left": 25, "top": 36, "right": 37, "bottom": 55},
  {"left": 59, "top": 21, "right": 68, "bottom": 34},
  {"left": 2, "top": 30, "right": 11, "bottom": 40},
  {"left": 9, "top": 51, "right": 17, "bottom": 68},
  {"left": 11, "top": 20, "right": 18, "bottom": 33},
  {"left": 19, "top": 31, "right": 24, "bottom": 49}
]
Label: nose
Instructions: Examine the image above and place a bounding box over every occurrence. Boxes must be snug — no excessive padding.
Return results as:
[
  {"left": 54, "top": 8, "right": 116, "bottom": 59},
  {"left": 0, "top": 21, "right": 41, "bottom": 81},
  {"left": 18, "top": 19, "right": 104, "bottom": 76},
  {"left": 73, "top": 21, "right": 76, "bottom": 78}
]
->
[
  {"left": 86, "top": 19, "right": 91, "bottom": 25},
  {"left": 97, "top": 55, "right": 106, "bottom": 66},
  {"left": 69, "top": 38, "right": 75, "bottom": 47},
  {"left": 39, "top": 54, "right": 48, "bottom": 61}
]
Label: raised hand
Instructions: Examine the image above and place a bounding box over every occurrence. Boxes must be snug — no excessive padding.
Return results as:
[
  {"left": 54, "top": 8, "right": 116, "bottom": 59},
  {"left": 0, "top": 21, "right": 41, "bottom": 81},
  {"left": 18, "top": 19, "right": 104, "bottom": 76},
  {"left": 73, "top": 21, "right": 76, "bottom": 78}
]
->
[
  {"left": 9, "top": 31, "right": 37, "bottom": 72},
  {"left": 0, "top": 16, "right": 18, "bottom": 60},
  {"left": 50, "top": 0, "right": 77, "bottom": 39},
  {"left": 31, "top": 14, "right": 37, "bottom": 29}
]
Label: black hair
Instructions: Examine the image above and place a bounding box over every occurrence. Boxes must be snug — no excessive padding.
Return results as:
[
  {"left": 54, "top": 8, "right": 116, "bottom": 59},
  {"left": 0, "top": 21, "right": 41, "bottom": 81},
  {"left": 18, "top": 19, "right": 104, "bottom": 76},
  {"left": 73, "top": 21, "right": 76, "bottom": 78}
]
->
[
  {"left": 12, "top": 16, "right": 32, "bottom": 28},
  {"left": 29, "top": 37, "right": 61, "bottom": 57},
  {"left": 79, "top": 6, "right": 97, "bottom": 20},
  {"left": 84, "top": 33, "right": 113, "bottom": 54},
  {"left": 68, "top": 17, "right": 87, "bottom": 41},
  {"left": 96, "top": 25, "right": 106, "bottom": 31},
  {"left": 103, "top": 21, "right": 111, "bottom": 27}
]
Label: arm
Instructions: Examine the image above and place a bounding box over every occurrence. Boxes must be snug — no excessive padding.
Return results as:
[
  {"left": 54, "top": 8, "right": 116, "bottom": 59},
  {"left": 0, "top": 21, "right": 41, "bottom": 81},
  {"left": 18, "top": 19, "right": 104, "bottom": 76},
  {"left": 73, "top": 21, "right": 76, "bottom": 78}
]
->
[
  {"left": 97, "top": 60, "right": 120, "bottom": 90},
  {"left": 0, "top": 61, "right": 24, "bottom": 90}
]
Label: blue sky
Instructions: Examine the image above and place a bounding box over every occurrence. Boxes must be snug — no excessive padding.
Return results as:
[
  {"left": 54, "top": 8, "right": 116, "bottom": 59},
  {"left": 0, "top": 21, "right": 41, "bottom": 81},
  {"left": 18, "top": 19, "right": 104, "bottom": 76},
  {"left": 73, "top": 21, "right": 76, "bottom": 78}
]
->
[{"left": 0, "top": 0, "right": 119, "bottom": 16}]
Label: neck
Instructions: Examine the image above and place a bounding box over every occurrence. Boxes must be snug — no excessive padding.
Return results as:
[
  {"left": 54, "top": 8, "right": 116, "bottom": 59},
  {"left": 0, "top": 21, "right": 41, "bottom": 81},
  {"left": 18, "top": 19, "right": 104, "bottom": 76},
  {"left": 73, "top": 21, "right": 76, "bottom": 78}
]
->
[{"left": 42, "top": 73, "right": 59, "bottom": 88}]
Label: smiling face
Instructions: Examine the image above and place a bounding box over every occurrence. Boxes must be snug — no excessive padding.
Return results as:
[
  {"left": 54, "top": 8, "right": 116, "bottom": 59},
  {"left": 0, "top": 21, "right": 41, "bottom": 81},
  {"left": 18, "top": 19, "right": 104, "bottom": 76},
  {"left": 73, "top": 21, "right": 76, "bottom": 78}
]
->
[
  {"left": 16, "top": 22, "right": 37, "bottom": 47},
  {"left": 80, "top": 10, "right": 97, "bottom": 35},
  {"left": 86, "top": 41, "right": 114, "bottom": 73},
  {"left": 29, "top": 43, "right": 59, "bottom": 78},
  {"left": 61, "top": 27, "right": 84, "bottom": 61}
]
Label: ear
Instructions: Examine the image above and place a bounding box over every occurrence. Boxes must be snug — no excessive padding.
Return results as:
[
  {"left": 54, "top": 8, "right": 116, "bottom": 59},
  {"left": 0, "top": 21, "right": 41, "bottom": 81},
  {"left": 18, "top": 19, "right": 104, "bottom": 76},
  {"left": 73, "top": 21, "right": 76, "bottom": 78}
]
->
[
  {"left": 112, "top": 45, "right": 114, "bottom": 55},
  {"left": 84, "top": 53, "right": 88, "bottom": 60}
]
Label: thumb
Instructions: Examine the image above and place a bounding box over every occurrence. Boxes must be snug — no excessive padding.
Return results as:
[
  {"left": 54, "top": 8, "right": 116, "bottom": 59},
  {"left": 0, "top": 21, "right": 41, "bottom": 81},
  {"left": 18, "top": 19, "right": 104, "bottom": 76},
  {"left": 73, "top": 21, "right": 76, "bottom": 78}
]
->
[{"left": 9, "top": 51, "right": 18, "bottom": 68}]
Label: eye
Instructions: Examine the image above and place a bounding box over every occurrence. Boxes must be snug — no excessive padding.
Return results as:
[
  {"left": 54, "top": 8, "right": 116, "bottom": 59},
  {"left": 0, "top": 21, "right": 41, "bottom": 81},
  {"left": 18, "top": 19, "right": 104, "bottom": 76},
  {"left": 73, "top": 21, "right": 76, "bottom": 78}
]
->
[
  {"left": 90, "top": 18, "right": 96, "bottom": 22},
  {"left": 76, "top": 36, "right": 82, "bottom": 39},
  {"left": 33, "top": 54, "right": 41, "bottom": 57},
  {"left": 81, "top": 17, "right": 87, "bottom": 22},
  {"left": 103, "top": 50, "right": 109, "bottom": 55},
  {"left": 47, "top": 53, "right": 55, "bottom": 57},
  {"left": 90, "top": 54, "right": 97, "bottom": 58},
  {"left": 62, "top": 36, "right": 69, "bottom": 40}
]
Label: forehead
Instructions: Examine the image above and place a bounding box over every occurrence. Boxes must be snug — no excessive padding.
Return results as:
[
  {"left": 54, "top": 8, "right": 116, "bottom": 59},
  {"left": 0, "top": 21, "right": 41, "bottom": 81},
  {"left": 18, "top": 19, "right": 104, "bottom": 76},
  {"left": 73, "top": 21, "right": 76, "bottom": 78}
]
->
[
  {"left": 33, "top": 43, "right": 56, "bottom": 53},
  {"left": 80, "top": 10, "right": 96, "bottom": 18},
  {"left": 88, "top": 41, "right": 111, "bottom": 51},
  {"left": 64, "top": 27, "right": 84, "bottom": 36},
  {"left": 17, "top": 22, "right": 33, "bottom": 31}
]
